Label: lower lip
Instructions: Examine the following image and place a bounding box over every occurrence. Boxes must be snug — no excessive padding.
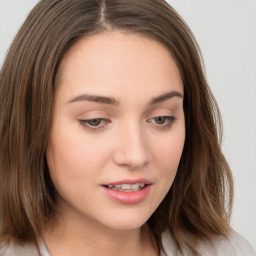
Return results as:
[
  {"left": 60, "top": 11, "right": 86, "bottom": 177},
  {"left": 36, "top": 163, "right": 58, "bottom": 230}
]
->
[{"left": 101, "top": 185, "right": 151, "bottom": 204}]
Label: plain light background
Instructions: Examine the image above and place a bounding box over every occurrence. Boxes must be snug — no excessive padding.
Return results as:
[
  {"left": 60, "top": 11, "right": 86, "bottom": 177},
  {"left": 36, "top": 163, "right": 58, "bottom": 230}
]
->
[
  {"left": 0, "top": 0, "right": 255, "bottom": 251},
  {"left": 170, "top": 1, "right": 256, "bottom": 251}
]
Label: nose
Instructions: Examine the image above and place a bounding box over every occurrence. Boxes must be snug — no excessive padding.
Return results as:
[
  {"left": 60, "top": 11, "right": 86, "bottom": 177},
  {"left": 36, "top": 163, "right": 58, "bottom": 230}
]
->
[{"left": 112, "top": 121, "right": 151, "bottom": 169}]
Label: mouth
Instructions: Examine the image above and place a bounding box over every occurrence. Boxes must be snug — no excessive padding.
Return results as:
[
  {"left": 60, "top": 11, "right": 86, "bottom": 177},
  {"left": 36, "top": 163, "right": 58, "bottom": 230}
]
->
[
  {"left": 103, "top": 183, "right": 147, "bottom": 192},
  {"left": 101, "top": 179, "right": 152, "bottom": 204}
]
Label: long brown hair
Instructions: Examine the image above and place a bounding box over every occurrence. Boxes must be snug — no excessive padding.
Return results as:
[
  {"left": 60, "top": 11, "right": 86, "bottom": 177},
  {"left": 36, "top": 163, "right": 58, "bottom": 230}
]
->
[{"left": 0, "top": 0, "right": 233, "bottom": 252}]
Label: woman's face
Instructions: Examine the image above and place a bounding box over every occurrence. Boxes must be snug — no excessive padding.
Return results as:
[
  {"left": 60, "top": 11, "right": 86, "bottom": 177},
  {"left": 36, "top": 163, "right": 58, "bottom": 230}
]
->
[{"left": 46, "top": 31, "right": 185, "bottom": 231}]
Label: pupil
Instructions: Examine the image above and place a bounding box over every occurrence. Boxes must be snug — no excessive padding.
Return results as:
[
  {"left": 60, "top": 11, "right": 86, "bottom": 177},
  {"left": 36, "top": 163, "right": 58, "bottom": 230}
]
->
[
  {"left": 156, "top": 116, "right": 166, "bottom": 124},
  {"left": 89, "top": 119, "right": 101, "bottom": 126}
]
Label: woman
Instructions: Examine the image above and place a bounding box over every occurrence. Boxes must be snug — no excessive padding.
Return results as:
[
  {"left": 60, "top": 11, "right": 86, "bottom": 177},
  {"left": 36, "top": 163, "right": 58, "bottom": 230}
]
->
[{"left": 0, "top": 0, "right": 255, "bottom": 255}]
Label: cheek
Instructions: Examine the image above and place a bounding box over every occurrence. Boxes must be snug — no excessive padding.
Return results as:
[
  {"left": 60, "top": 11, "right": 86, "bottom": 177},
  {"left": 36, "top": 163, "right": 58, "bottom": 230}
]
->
[
  {"left": 46, "top": 125, "right": 110, "bottom": 186},
  {"left": 145, "top": 127, "right": 185, "bottom": 208},
  {"left": 153, "top": 129, "right": 185, "bottom": 171}
]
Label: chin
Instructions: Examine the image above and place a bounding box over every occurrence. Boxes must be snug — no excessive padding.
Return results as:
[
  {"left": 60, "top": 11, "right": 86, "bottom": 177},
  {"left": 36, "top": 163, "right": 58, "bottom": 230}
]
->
[{"left": 97, "top": 208, "right": 153, "bottom": 231}]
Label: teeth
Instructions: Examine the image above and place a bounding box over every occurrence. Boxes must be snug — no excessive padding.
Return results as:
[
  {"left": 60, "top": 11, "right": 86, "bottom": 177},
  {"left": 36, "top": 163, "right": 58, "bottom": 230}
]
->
[
  {"left": 106, "top": 183, "right": 146, "bottom": 191},
  {"left": 121, "top": 184, "right": 132, "bottom": 190},
  {"left": 131, "top": 184, "right": 139, "bottom": 190}
]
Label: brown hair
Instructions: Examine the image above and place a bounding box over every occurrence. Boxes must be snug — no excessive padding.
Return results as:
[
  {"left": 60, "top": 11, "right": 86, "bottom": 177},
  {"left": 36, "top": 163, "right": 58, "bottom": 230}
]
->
[{"left": 0, "top": 0, "right": 233, "bottom": 252}]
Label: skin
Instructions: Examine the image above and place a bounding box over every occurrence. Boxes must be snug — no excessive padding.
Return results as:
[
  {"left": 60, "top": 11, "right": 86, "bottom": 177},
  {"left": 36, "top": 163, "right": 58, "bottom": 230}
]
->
[{"left": 45, "top": 31, "right": 185, "bottom": 256}]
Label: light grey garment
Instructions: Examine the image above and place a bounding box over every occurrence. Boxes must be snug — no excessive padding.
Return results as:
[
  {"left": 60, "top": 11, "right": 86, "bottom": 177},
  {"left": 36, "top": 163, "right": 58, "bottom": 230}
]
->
[
  {"left": 0, "top": 238, "right": 48, "bottom": 256},
  {"left": 1, "top": 229, "right": 255, "bottom": 256},
  {"left": 161, "top": 229, "right": 256, "bottom": 256},
  {"left": 0, "top": 241, "right": 39, "bottom": 256}
]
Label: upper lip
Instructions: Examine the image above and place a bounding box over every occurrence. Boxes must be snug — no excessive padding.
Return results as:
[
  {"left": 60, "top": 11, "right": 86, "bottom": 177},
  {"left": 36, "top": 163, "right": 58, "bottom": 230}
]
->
[{"left": 102, "top": 179, "right": 152, "bottom": 186}]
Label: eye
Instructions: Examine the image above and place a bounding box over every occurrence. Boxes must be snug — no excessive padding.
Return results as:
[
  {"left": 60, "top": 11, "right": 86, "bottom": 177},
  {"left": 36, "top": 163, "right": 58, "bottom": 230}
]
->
[
  {"left": 148, "top": 116, "right": 176, "bottom": 128},
  {"left": 79, "top": 118, "right": 107, "bottom": 129}
]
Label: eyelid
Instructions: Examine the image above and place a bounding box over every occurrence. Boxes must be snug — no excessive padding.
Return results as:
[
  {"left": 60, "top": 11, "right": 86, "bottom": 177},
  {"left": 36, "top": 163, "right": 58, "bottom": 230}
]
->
[
  {"left": 147, "top": 115, "right": 176, "bottom": 129},
  {"left": 79, "top": 118, "right": 110, "bottom": 131},
  {"left": 78, "top": 109, "right": 177, "bottom": 131}
]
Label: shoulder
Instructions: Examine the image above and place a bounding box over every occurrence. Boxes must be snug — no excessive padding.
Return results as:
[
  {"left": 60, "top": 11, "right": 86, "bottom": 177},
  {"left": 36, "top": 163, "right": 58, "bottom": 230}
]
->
[
  {"left": 0, "top": 240, "right": 40, "bottom": 256},
  {"left": 161, "top": 228, "right": 256, "bottom": 256},
  {"left": 195, "top": 229, "right": 256, "bottom": 256}
]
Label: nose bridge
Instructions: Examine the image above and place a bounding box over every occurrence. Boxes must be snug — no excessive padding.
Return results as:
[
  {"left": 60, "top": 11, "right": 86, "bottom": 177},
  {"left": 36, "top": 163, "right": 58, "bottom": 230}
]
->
[{"left": 113, "top": 118, "right": 151, "bottom": 169}]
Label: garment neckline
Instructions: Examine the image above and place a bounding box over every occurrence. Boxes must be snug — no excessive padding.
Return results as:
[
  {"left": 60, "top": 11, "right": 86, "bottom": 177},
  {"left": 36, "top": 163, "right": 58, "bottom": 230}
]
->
[{"left": 38, "top": 238, "right": 51, "bottom": 256}]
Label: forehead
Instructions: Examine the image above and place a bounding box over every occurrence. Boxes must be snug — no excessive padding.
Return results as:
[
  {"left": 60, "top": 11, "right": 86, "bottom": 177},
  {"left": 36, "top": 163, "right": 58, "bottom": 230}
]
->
[{"left": 55, "top": 31, "right": 183, "bottom": 103}]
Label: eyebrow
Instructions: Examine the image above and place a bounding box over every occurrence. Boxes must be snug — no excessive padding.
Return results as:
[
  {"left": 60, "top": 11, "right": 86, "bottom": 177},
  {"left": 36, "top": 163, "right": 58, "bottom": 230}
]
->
[
  {"left": 67, "top": 90, "right": 183, "bottom": 105},
  {"left": 68, "top": 94, "right": 119, "bottom": 105},
  {"left": 148, "top": 91, "right": 183, "bottom": 105}
]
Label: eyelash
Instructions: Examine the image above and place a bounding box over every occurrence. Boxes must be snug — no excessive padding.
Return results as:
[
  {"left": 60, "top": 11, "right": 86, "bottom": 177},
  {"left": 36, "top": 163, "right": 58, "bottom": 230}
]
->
[
  {"left": 79, "top": 118, "right": 108, "bottom": 130},
  {"left": 148, "top": 116, "right": 176, "bottom": 129},
  {"left": 79, "top": 116, "right": 176, "bottom": 131}
]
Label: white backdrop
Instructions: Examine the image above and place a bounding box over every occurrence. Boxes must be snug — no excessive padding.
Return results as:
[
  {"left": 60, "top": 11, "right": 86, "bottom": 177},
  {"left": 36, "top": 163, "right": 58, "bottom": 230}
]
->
[
  {"left": 0, "top": 0, "right": 255, "bottom": 251},
  {"left": 170, "top": 0, "right": 256, "bottom": 251}
]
